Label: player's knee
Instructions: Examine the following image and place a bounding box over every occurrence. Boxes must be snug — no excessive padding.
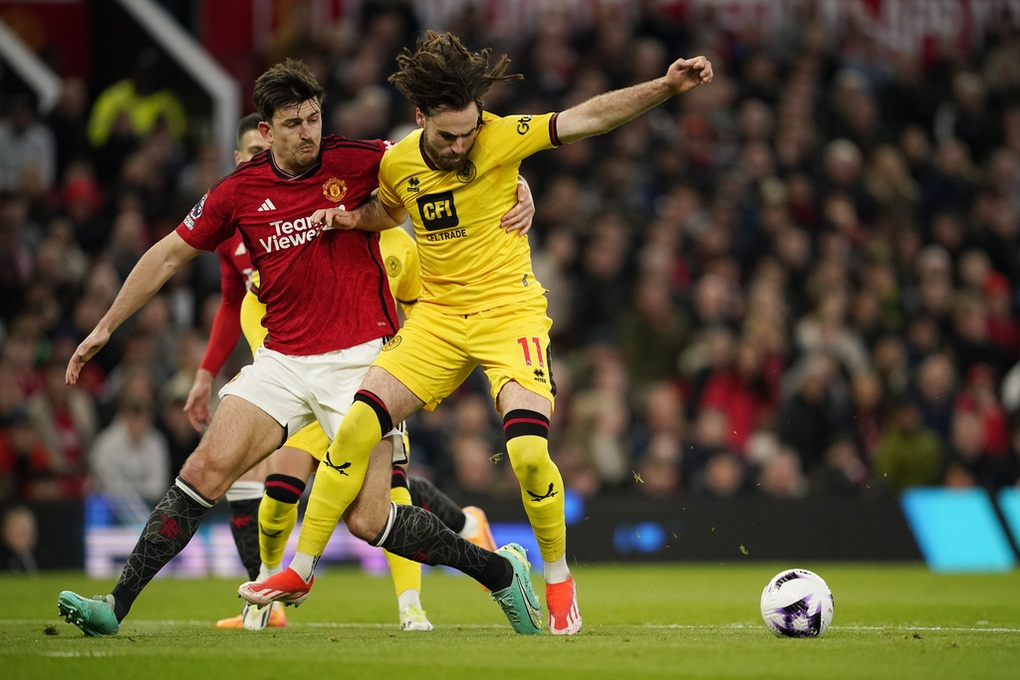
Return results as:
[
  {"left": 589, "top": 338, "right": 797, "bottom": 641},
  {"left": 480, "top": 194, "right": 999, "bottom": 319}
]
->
[
  {"left": 503, "top": 409, "right": 551, "bottom": 480},
  {"left": 180, "top": 454, "right": 228, "bottom": 499},
  {"left": 344, "top": 506, "right": 385, "bottom": 542},
  {"left": 508, "top": 443, "right": 549, "bottom": 479}
]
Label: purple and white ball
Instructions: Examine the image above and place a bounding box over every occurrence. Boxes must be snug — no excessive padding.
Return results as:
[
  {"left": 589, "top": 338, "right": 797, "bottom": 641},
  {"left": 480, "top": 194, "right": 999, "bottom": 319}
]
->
[{"left": 760, "top": 568, "right": 834, "bottom": 638}]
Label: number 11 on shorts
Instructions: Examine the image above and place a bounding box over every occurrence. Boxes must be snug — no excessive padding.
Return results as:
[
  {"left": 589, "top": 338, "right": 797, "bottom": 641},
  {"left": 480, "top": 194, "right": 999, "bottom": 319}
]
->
[{"left": 516, "top": 336, "right": 545, "bottom": 367}]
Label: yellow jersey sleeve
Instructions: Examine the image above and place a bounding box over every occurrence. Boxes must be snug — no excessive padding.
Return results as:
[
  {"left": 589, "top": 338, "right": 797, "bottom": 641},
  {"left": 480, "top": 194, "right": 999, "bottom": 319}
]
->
[
  {"left": 377, "top": 112, "right": 558, "bottom": 313},
  {"left": 379, "top": 227, "right": 421, "bottom": 316}
]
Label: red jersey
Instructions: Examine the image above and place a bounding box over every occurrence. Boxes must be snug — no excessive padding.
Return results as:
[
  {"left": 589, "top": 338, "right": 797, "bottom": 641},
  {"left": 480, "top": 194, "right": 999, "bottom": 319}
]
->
[
  {"left": 176, "top": 137, "right": 399, "bottom": 356},
  {"left": 199, "top": 231, "right": 254, "bottom": 374}
]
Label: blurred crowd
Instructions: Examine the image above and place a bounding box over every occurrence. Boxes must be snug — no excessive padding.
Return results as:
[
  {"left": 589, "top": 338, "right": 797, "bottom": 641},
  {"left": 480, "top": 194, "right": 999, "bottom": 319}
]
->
[{"left": 2, "top": 1, "right": 1020, "bottom": 536}]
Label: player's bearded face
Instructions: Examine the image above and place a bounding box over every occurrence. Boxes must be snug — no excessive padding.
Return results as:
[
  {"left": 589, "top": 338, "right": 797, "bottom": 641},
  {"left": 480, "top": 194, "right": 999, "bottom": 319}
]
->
[
  {"left": 265, "top": 100, "right": 322, "bottom": 175},
  {"left": 419, "top": 106, "right": 481, "bottom": 173}
]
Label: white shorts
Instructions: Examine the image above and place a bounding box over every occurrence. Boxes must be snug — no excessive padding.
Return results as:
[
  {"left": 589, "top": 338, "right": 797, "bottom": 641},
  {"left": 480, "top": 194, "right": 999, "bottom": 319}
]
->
[{"left": 219, "top": 339, "right": 406, "bottom": 462}]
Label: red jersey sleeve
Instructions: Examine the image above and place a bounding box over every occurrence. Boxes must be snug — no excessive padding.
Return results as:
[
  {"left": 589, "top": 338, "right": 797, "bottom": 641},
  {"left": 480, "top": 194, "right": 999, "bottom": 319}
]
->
[
  {"left": 175, "top": 184, "right": 236, "bottom": 251},
  {"left": 199, "top": 243, "right": 247, "bottom": 375}
]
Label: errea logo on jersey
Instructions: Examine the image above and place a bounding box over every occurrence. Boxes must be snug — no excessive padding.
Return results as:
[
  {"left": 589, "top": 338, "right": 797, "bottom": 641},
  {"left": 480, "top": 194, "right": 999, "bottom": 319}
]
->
[{"left": 257, "top": 214, "right": 320, "bottom": 253}]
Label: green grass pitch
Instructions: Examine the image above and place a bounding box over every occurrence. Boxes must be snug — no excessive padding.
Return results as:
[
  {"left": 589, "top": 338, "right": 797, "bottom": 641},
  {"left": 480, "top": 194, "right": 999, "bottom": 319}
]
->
[{"left": 3, "top": 563, "right": 1018, "bottom": 680}]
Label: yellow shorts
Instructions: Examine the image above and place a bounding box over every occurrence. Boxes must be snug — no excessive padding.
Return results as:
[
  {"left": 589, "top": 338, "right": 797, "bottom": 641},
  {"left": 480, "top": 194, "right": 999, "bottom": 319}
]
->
[
  {"left": 374, "top": 295, "right": 556, "bottom": 411},
  {"left": 240, "top": 289, "right": 268, "bottom": 357}
]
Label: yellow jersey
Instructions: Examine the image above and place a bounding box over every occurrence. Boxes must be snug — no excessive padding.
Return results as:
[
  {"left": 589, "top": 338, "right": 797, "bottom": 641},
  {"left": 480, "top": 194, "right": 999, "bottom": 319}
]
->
[{"left": 377, "top": 111, "right": 560, "bottom": 314}]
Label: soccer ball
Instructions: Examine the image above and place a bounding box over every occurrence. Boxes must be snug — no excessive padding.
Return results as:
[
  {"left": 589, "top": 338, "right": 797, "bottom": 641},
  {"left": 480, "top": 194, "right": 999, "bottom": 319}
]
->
[{"left": 760, "top": 568, "right": 834, "bottom": 638}]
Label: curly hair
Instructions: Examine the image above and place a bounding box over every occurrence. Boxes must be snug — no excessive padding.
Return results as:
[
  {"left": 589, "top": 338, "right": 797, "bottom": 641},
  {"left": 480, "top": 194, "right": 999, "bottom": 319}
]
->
[
  {"left": 253, "top": 58, "right": 325, "bottom": 124},
  {"left": 388, "top": 31, "right": 522, "bottom": 116}
]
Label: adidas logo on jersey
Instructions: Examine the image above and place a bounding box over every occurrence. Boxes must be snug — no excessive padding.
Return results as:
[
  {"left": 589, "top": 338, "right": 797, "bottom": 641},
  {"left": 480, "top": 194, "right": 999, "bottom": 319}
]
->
[
  {"left": 257, "top": 198, "right": 277, "bottom": 212},
  {"left": 234, "top": 241, "right": 246, "bottom": 256}
]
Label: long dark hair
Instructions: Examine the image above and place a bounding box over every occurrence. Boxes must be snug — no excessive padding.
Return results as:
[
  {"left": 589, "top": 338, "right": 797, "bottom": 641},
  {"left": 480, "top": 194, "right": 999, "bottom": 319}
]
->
[{"left": 388, "top": 31, "right": 522, "bottom": 115}]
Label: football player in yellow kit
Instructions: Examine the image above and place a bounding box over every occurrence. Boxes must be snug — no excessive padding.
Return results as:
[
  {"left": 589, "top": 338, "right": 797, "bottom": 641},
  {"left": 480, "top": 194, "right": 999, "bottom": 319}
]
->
[
  {"left": 188, "top": 116, "right": 530, "bottom": 631},
  {"left": 244, "top": 32, "right": 711, "bottom": 636}
]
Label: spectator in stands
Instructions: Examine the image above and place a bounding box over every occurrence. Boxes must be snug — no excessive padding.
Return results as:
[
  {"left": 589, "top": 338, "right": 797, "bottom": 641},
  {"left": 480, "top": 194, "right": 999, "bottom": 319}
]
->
[
  {"left": 565, "top": 345, "right": 631, "bottom": 490},
  {"left": 88, "top": 389, "right": 170, "bottom": 512},
  {"left": 775, "top": 352, "right": 851, "bottom": 476},
  {"left": 981, "top": 273, "right": 1020, "bottom": 364},
  {"left": 0, "top": 406, "right": 59, "bottom": 502},
  {"left": 757, "top": 446, "right": 809, "bottom": 499},
  {"left": 811, "top": 437, "right": 869, "bottom": 495},
  {"left": 0, "top": 92, "right": 57, "bottom": 195},
  {"left": 0, "top": 195, "right": 42, "bottom": 325},
  {"left": 616, "top": 272, "right": 691, "bottom": 396},
  {"left": 996, "top": 415, "right": 1020, "bottom": 489},
  {"left": 953, "top": 363, "right": 1010, "bottom": 459},
  {"left": 26, "top": 356, "right": 96, "bottom": 499},
  {"left": 692, "top": 449, "right": 749, "bottom": 499},
  {"left": 944, "top": 410, "right": 999, "bottom": 489},
  {"left": 155, "top": 372, "right": 201, "bottom": 477},
  {"left": 847, "top": 370, "right": 884, "bottom": 464},
  {"left": 630, "top": 380, "right": 688, "bottom": 494},
  {"left": 0, "top": 503, "right": 39, "bottom": 572},
  {"left": 695, "top": 331, "right": 775, "bottom": 453},
  {"left": 86, "top": 48, "right": 187, "bottom": 183},
  {"left": 46, "top": 77, "right": 92, "bottom": 184},
  {"left": 874, "top": 397, "right": 944, "bottom": 492}
]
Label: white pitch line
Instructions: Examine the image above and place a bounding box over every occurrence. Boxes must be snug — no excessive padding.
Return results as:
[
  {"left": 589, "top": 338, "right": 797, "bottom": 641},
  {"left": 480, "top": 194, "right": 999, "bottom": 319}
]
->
[{"left": 10, "top": 620, "right": 1020, "bottom": 634}]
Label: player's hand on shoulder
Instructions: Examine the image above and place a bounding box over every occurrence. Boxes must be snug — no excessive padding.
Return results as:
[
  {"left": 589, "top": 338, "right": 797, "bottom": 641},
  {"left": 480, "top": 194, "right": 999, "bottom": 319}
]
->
[
  {"left": 312, "top": 206, "right": 356, "bottom": 231},
  {"left": 666, "top": 56, "right": 713, "bottom": 95}
]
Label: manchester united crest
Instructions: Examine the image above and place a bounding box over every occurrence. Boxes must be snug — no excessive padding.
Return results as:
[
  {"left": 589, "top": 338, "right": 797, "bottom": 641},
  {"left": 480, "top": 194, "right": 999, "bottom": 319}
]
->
[{"left": 322, "top": 178, "right": 348, "bottom": 202}]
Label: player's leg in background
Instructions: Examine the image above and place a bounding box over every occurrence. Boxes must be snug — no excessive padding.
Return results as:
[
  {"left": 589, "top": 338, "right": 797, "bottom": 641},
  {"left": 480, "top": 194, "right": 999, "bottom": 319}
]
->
[
  {"left": 225, "top": 460, "right": 268, "bottom": 581},
  {"left": 408, "top": 475, "right": 497, "bottom": 552},
  {"left": 258, "top": 421, "right": 326, "bottom": 579},
  {"left": 215, "top": 457, "right": 276, "bottom": 629},
  {"left": 217, "top": 444, "right": 315, "bottom": 630},
  {"left": 385, "top": 462, "right": 432, "bottom": 631}
]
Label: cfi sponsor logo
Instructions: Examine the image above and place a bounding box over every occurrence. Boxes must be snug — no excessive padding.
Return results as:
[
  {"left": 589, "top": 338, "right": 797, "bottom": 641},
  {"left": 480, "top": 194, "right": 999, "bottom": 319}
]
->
[{"left": 322, "top": 177, "right": 349, "bottom": 203}]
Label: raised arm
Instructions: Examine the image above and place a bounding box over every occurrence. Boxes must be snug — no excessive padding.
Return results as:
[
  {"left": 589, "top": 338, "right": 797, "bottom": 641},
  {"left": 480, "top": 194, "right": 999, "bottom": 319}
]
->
[
  {"left": 66, "top": 231, "right": 202, "bottom": 385},
  {"left": 555, "top": 56, "right": 713, "bottom": 144}
]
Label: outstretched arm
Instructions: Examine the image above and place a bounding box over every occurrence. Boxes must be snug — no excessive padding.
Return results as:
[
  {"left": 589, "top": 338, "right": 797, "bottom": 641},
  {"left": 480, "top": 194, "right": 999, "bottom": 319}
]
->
[
  {"left": 555, "top": 56, "right": 713, "bottom": 144},
  {"left": 66, "top": 231, "right": 201, "bottom": 385}
]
